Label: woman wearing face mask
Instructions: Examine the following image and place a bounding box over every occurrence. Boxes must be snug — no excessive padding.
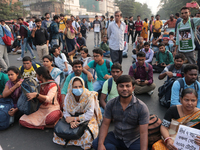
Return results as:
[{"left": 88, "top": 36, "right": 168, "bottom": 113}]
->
[
  {"left": 53, "top": 76, "right": 102, "bottom": 149},
  {"left": 19, "top": 67, "right": 62, "bottom": 130},
  {"left": 152, "top": 88, "right": 200, "bottom": 150},
  {"left": 42, "top": 55, "right": 65, "bottom": 86}
]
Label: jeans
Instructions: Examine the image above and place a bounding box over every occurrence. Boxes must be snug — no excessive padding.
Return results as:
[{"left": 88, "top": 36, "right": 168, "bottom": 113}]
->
[
  {"left": 94, "top": 32, "right": 100, "bottom": 46},
  {"left": 21, "top": 38, "right": 35, "bottom": 58},
  {"left": 93, "top": 80, "right": 105, "bottom": 92},
  {"left": 0, "top": 44, "right": 10, "bottom": 71},
  {"left": 92, "top": 132, "right": 141, "bottom": 150},
  {"left": 134, "top": 31, "right": 141, "bottom": 42},
  {"left": 51, "top": 39, "right": 59, "bottom": 48},
  {"left": 128, "top": 31, "right": 134, "bottom": 44},
  {"left": 60, "top": 33, "right": 64, "bottom": 50},
  {"left": 103, "top": 51, "right": 110, "bottom": 57}
]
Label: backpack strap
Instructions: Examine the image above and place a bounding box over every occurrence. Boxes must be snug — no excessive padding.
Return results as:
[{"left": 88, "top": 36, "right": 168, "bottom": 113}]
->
[
  {"left": 178, "top": 78, "right": 185, "bottom": 98},
  {"left": 166, "top": 50, "right": 170, "bottom": 63},
  {"left": 32, "top": 63, "right": 38, "bottom": 71},
  {"left": 108, "top": 78, "right": 113, "bottom": 95},
  {"left": 168, "top": 64, "right": 175, "bottom": 72},
  {"left": 194, "top": 81, "right": 199, "bottom": 91},
  {"left": 190, "top": 18, "right": 195, "bottom": 33},
  {"left": 145, "top": 62, "right": 149, "bottom": 80},
  {"left": 132, "top": 63, "right": 137, "bottom": 74},
  {"left": 21, "top": 66, "right": 25, "bottom": 75},
  {"left": 93, "top": 61, "right": 97, "bottom": 70},
  {"left": 105, "top": 60, "right": 111, "bottom": 74}
]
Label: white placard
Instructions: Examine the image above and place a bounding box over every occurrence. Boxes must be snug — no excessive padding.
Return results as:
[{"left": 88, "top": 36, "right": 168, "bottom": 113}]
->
[
  {"left": 174, "top": 125, "right": 200, "bottom": 150},
  {"left": 94, "top": 24, "right": 100, "bottom": 32}
]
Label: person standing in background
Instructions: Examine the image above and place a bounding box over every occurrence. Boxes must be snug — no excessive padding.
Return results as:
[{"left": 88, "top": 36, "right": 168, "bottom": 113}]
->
[
  {"left": 152, "top": 14, "right": 163, "bottom": 39},
  {"left": 141, "top": 18, "right": 149, "bottom": 41},
  {"left": 42, "top": 13, "right": 52, "bottom": 29},
  {"left": 93, "top": 15, "right": 101, "bottom": 48},
  {"left": 149, "top": 15, "right": 154, "bottom": 41},
  {"left": 128, "top": 16, "right": 134, "bottom": 44},
  {"left": 101, "top": 15, "right": 107, "bottom": 42},
  {"left": 134, "top": 15, "right": 143, "bottom": 42},
  {"left": 59, "top": 14, "right": 66, "bottom": 50}
]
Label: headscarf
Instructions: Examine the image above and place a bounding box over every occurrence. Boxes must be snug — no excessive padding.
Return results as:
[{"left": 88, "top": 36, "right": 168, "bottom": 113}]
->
[{"left": 65, "top": 76, "right": 102, "bottom": 125}]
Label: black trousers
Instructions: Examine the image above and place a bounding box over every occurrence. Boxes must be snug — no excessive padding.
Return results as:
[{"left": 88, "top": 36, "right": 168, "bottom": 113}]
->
[
  {"left": 149, "top": 31, "right": 152, "bottom": 41},
  {"left": 134, "top": 31, "right": 141, "bottom": 42},
  {"left": 152, "top": 64, "right": 165, "bottom": 73},
  {"left": 128, "top": 30, "right": 134, "bottom": 44},
  {"left": 110, "top": 49, "right": 123, "bottom": 64},
  {"left": 153, "top": 32, "right": 161, "bottom": 39}
]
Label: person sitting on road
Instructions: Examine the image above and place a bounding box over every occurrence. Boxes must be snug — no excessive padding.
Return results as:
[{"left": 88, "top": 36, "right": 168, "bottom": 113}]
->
[
  {"left": 42, "top": 55, "right": 65, "bottom": 86},
  {"left": 80, "top": 48, "right": 93, "bottom": 75},
  {"left": 53, "top": 76, "right": 102, "bottom": 149},
  {"left": 76, "top": 33, "right": 86, "bottom": 51},
  {"left": 61, "top": 60, "right": 94, "bottom": 100},
  {"left": 99, "top": 35, "right": 110, "bottom": 57},
  {"left": 171, "top": 64, "right": 200, "bottom": 108},
  {"left": 0, "top": 68, "right": 9, "bottom": 96},
  {"left": 92, "top": 75, "right": 149, "bottom": 150},
  {"left": 100, "top": 63, "right": 123, "bottom": 115},
  {"left": 129, "top": 51, "right": 156, "bottom": 95},
  {"left": 122, "top": 41, "right": 128, "bottom": 58},
  {"left": 12, "top": 36, "right": 21, "bottom": 54},
  {"left": 19, "top": 56, "right": 40, "bottom": 79},
  {"left": 132, "top": 36, "right": 145, "bottom": 55},
  {"left": 133, "top": 42, "right": 154, "bottom": 64},
  {"left": 50, "top": 47, "right": 72, "bottom": 76},
  {"left": 152, "top": 43, "right": 174, "bottom": 73},
  {"left": 84, "top": 48, "right": 113, "bottom": 92},
  {"left": 19, "top": 67, "right": 62, "bottom": 130},
  {"left": 159, "top": 53, "right": 185, "bottom": 81},
  {"left": 152, "top": 88, "right": 200, "bottom": 150},
  {"left": 2, "top": 66, "right": 23, "bottom": 120}
]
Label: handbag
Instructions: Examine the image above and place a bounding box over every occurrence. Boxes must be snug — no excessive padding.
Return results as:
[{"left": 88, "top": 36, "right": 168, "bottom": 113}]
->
[{"left": 54, "top": 116, "right": 94, "bottom": 147}]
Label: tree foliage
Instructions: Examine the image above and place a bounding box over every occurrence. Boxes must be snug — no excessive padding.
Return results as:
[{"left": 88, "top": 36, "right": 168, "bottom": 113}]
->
[
  {"left": 157, "top": 0, "right": 200, "bottom": 19},
  {"left": 0, "top": 0, "right": 28, "bottom": 20},
  {"left": 115, "top": 0, "right": 152, "bottom": 19}
]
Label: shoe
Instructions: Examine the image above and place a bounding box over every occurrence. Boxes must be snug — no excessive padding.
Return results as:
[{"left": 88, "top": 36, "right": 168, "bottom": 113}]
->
[
  {"left": 148, "top": 90, "right": 154, "bottom": 96},
  {"left": 32, "top": 56, "right": 36, "bottom": 59},
  {"left": 17, "top": 57, "right": 23, "bottom": 61},
  {"left": 97, "top": 45, "right": 100, "bottom": 47},
  {"left": 94, "top": 45, "right": 96, "bottom": 48}
]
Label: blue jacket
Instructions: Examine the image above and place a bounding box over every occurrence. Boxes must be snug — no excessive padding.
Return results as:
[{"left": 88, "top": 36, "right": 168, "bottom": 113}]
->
[
  {"left": 0, "top": 26, "right": 5, "bottom": 46},
  {"left": 50, "top": 21, "right": 60, "bottom": 39}
]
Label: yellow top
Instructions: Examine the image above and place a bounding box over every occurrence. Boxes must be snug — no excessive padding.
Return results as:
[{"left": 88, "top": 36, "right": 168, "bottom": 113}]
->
[
  {"left": 19, "top": 64, "right": 40, "bottom": 79},
  {"left": 59, "top": 19, "right": 66, "bottom": 31},
  {"left": 152, "top": 20, "right": 163, "bottom": 33}
]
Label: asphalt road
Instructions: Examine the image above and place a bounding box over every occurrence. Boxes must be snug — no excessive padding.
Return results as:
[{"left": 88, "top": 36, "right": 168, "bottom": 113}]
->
[{"left": 0, "top": 31, "right": 168, "bottom": 150}]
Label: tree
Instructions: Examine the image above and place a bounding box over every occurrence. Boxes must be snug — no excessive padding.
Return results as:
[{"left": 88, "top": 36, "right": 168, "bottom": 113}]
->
[
  {"left": 0, "top": 0, "right": 28, "bottom": 20},
  {"left": 157, "top": 0, "right": 200, "bottom": 19}
]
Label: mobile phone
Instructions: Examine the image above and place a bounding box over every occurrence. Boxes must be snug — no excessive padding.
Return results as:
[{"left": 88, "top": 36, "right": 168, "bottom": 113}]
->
[
  {"left": 33, "top": 24, "right": 36, "bottom": 28},
  {"left": 186, "top": 3, "right": 197, "bottom": 8},
  {"left": 140, "top": 80, "right": 145, "bottom": 82}
]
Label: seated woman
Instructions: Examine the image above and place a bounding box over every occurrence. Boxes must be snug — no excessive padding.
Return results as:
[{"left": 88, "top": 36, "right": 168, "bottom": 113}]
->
[
  {"left": 152, "top": 88, "right": 200, "bottom": 150},
  {"left": 42, "top": 55, "right": 65, "bottom": 86},
  {"left": 2, "top": 66, "right": 23, "bottom": 120},
  {"left": 19, "top": 67, "right": 62, "bottom": 130},
  {"left": 53, "top": 76, "right": 102, "bottom": 149}
]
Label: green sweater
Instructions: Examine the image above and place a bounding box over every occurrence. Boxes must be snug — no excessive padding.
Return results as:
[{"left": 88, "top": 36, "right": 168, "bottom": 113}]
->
[
  {"left": 99, "top": 41, "right": 110, "bottom": 52},
  {"left": 0, "top": 72, "right": 9, "bottom": 95}
]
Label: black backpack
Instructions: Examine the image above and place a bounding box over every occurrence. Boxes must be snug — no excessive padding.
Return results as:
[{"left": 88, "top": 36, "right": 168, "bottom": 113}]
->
[
  {"left": 80, "top": 23, "right": 87, "bottom": 34},
  {"left": 158, "top": 78, "right": 199, "bottom": 108}
]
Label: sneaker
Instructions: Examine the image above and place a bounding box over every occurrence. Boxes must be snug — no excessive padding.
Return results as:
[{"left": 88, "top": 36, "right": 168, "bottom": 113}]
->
[
  {"left": 94, "top": 45, "right": 97, "bottom": 48},
  {"left": 17, "top": 57, "right": 23, "bottom": 61},
  {"left": 147, "top": 90, "right": 154, "bottom": 96},
  {"left": 97, "top": 45, "right": 100, "bottom": 47},
  {"left": 32, "top": 56, "right": 36, "bottom": 59}
]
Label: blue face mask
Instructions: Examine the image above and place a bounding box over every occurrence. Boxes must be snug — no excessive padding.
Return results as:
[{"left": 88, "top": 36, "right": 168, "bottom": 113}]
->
[{"left": 72, "top": 88, "right": 83, "bottom": 96}]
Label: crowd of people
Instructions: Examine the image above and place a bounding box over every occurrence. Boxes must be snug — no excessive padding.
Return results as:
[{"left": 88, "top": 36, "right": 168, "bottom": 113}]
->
[{"left": 2, "top": 1, "right": 200, "bottom": 150}]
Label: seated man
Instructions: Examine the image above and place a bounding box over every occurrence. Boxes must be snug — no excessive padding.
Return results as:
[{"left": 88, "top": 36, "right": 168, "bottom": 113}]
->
[
  {"left": 61, "top": 60, "right": 93, "bottom": 100},
  {"left": 139, "top": 42, "right": 154, "bottom": 64},
  {"left": 171, "top": 64, "right": 200, "bottom": 108},
  {"left": 84, "top": 48, "right": 113, "bottom": 92},
  {"left": 132, "top": 36, "right": 145, "bottom": 61},
  {"left": 159, "top": 53, "right": 185, "bottom": 80},
  {"left": 153, "top": 43, "right": 174, "bottom": 73},
  {"left": 92, "top": 75, "right": 149, "bottom": 150},
  {"left": 129, "top": 51, "right": 156, "bottom": 95},
  {"left": 76, "top": 33, "right": 86, "bottom": 51},
  {"left": 50, "top": 47, "right": 72, "bottom": 75},
  {"left": 12, "top": 36, "right": 21, "bottom": 54},
  {"left": 19, "top": 56, "right": 40, "bottom": 79},
  {"left": 100, "top": 62, "right": 123, "bottom": 114},
  {"left": 0, "top": 68, "right": 9, "bottom": 98},
  {"left": 99, "top": 35, "right": 110, "bottom": 57}
]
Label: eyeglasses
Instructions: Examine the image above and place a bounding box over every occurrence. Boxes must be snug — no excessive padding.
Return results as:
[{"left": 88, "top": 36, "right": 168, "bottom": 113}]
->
[
  {"left": 181, "top": 12, "right": 188, "bottom": 15},
  {"left": 93, "top": 55, "right": 100, "bottom": 58}
]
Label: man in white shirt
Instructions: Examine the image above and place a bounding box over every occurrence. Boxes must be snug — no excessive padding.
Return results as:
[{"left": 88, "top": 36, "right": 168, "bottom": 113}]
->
[
  {"left": 71, "top": 15, "right": 80, "bottom": 32},
  {"left": 51, "top": 47, "right": 72, "bottom": 75},
  {"left": 0, "top": 20, "right": 11, "bottom": 32},
  {"left": 93, "top": 15, "right": 102, "bottom": 48},
  {"left": 107, "top": 11, "right": 126, "bottom": 64}
]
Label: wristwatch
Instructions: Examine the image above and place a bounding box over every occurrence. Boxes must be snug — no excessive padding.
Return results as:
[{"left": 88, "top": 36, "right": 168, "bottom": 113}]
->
[{"left": 35, "top": 93, "right": 39, "bottom": 98}]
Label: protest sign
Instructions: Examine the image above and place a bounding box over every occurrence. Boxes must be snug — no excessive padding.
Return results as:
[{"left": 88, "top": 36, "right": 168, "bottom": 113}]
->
[{"left": 174, "top": 125, "right": 200, "bottom": 150}]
